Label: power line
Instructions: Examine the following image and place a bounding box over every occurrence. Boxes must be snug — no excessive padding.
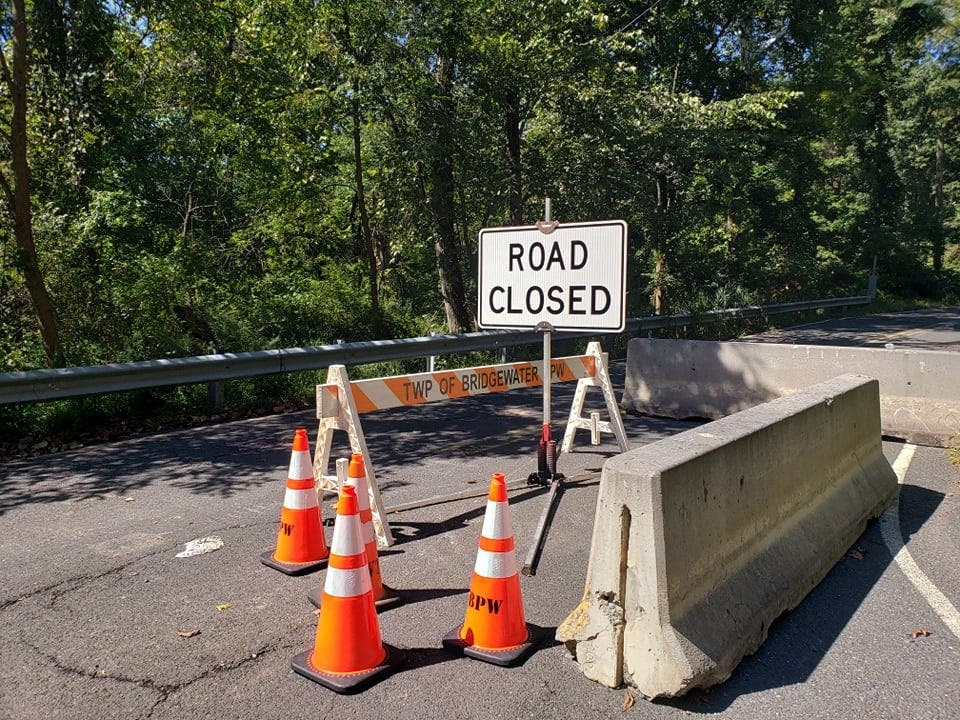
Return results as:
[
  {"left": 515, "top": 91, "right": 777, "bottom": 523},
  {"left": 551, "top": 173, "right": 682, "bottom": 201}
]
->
[{"left": 612, "top": 0, "right": 667, "bottom": 38}]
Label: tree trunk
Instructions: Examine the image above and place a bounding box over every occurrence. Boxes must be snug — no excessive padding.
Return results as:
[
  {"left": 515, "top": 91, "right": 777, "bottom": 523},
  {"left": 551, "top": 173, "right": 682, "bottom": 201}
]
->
[
  {"left": 351, "top": 82, "right": 381, "bottom": 325},
  {"left": 340, "top": 5, "right": 380, "bottom": 327},
  {"left": 933, "top": 134, "right": 945, "bottom": 273},
  {"left": 652, "top": 175, "right": 671, "bottom": 316},
  {"left": 4, "top": 0, "right": 64, "bottom": 367},
  {"left": 652, "top": 247, "right": 667, "bottom": 316},
  {"left": 504, "top": 89, "right": 523, "bottom": 225},
  {"left": 429, "top": 54, "right": 472, "bottom": 333},
  {"left": 430, "top": 150, "right": 472, "bottom": 333}
]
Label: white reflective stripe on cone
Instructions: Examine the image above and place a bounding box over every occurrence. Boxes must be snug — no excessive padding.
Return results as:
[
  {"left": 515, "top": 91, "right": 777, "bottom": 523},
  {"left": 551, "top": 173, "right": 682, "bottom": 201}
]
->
[
  {"left": 481, "top": 501, "right": 512, "bottom": 540},
  {"left": 324, "top": 566, "right": 373, "bottom": 598},
  {"left": 345, "top": 476, "right": 371, "bottom": 511},
  {"left": 283, "top": 487, "right": 319, "bottom": 510},
  {"left": 330, "top": 514, "right": 365, "bottom": 557},
  {"left": 288, "top": 450, "right": 314, "bottom": 481},
  {"left": 474, "top": 548, "right": 518, "bottom": 579}
]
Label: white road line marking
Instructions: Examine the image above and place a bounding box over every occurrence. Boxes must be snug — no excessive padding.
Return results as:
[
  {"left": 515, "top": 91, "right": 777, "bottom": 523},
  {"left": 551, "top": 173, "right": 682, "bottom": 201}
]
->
[{"left": 880, "top": 443, "right": 960, "bottom": 640}]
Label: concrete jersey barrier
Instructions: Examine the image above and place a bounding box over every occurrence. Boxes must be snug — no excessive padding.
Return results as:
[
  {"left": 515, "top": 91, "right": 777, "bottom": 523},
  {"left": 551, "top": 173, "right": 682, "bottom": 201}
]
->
[
  {"left": 557, "top": 374, "right": 897, "bottom": 697},
  {"left": 621, "top": 338, "right": 960, "bottom": 447}
]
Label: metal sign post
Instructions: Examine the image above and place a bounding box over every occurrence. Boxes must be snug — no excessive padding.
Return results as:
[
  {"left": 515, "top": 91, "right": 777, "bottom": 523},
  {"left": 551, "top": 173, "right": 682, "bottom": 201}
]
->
[
  {"left": 476, "top": 199, "right": 627, "bottom": 576},
  {"left": 521, "top": 200, "right": 564, "bottom": 575}
]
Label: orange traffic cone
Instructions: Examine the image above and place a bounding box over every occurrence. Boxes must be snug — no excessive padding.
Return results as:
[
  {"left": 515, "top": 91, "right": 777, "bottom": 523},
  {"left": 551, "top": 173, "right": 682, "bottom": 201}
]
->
[
  {"left": 260, "top": 428, "right": 329, "bottom": 575},
  {"left": 307, "top": 453, "right": 402, "bottom": 611},
  {"left": 443, "top": 472, "right": 540, "bottom": 666},
  {"left": 291, "top": 485, "right": 404, "bottom": 692}
]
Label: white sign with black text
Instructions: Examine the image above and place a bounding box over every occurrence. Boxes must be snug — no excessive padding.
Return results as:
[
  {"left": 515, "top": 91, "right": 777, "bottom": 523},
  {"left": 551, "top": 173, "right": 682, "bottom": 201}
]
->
[{"left": 477, "top": 220, "right": 627, "bottom": 332}]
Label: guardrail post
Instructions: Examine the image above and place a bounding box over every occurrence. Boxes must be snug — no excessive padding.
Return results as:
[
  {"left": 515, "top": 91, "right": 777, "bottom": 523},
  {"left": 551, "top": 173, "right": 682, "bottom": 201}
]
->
[
  {"left": 207, "top": 380, "right": 224, "bottom": 410},
  {"left": 206, "top": 347, "right": 225, "bottom": 410},
  {"left": 427, "top": 332, "right": 438, "bottom": 372}
]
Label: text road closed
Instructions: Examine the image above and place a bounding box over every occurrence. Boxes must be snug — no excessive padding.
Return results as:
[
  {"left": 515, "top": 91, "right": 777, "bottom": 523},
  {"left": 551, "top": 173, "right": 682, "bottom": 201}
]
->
[{"left": 477, "top": 220, "right": 626, "bottom": 332}]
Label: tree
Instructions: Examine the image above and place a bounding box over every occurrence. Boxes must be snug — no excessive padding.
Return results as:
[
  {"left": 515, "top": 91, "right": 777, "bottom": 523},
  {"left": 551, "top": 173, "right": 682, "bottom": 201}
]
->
[{"left": 1, "top": 0, "right": 63, "bottom": 367}]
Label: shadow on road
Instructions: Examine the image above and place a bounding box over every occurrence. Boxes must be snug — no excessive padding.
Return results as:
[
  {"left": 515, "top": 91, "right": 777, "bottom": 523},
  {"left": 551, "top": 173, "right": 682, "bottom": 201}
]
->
[
  {"left": 745, "top": 306, "right": 960, "bottom": 350},
  {"left": 0, "top": 357, "right": 693, "bottom": 516},
  {"left": 388, "top": 485, "right": 551, "bottom": 546},
  {"left": 0, "top": 412, "right": 307, "bottom": 513},
  {"left": 659, "top": 484, "right": 945, "bottom": 713},
  {"left": 396, "top": 587, "right": 467, "bottom": 606},
  {"left": 0, "top": 379, "right": 607, "bottom": 515}
]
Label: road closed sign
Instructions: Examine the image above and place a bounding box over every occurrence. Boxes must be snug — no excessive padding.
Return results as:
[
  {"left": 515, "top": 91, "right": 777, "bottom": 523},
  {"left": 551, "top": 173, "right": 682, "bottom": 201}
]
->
[{"left": 477, "top": 220, "right": 627, "bottom": 332}]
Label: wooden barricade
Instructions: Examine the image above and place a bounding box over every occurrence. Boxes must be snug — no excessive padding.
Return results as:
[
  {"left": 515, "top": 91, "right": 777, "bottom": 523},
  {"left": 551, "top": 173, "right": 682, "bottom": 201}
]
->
[{"left": 314, "top": 341, "right": 627, "bottom": 547}]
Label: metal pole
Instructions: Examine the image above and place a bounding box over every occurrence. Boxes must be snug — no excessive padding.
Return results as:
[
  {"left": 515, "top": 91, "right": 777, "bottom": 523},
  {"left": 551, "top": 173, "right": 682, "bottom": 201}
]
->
[
  {"left": 427, "top": 332, "right": 438, "bottom": 372},
  {"left": 521, "top": 197, "right": 565, "bottom": 576},
  {"left": 541, "top": 197, "right": 553, "bottom": 429},
  {"left": 543, "top": 329, "right": 551, "bottom": 427},
  {"left": 521, "top": 477, "right": 563, "bottom": 576}
]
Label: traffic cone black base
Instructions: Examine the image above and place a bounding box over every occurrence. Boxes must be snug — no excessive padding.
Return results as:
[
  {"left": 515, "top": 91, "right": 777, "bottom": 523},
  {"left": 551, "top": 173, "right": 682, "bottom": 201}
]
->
[
  {"left": 306, "top": 583, "right": 403, "bottom": 611},
  {"left": 372, "top": 584, "right": 404, "bottom": 610},
  {"left": 259, "top": 550, "right": 328, "bottom": 576},
  {"left": 441, "top": 623, "right": 541, "bottom": 667},
  {"left": 291, "top": 644, "right": 405, "bottom": 694}
]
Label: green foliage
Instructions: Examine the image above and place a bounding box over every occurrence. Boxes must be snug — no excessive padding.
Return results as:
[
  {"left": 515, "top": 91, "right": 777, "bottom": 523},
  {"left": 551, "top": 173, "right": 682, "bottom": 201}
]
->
[{"left": 1, "top": 0, "right": 959, "bottom": 441}]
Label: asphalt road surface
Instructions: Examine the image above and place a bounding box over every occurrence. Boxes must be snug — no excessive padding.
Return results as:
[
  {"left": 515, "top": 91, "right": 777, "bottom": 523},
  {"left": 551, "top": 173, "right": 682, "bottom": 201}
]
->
[
  {"left": 2, "top": 310, "right": 959, "bottom": 720},
  {"left": 745, "top": 305, "right": 960, "bottom": 351}
]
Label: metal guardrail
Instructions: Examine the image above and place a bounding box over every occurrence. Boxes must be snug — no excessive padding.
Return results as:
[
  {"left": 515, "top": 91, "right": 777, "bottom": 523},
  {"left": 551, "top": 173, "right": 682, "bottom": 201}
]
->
[{"left": 0, "top": 294, "right": 871, "bottom": 405}]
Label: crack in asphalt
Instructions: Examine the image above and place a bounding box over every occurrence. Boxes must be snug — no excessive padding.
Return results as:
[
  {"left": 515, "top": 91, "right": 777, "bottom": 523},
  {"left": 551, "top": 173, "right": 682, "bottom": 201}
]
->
[
  {"left": 1, "top": 518, "right": 276, "bottom": 612},
  {"left": 19, "top": 633, "right": 296, "bottom": 719},
  {"left": 0, "top": 578, "right": 71, "bottom": 612},
  {"left": 0, "top": 552, "right": 162, "bottom": 612}
]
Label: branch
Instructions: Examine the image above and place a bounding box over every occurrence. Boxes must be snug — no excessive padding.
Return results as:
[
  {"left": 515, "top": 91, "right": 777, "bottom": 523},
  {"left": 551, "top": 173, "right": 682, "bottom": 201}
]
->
[
  {"left": 0, "top": 46, "right": 12, "bottom": 89},
  {"left": 759, "top": 25, "right": 790, "bottom": 54},
  {"left": 0, "top": 168, "right": 14, "bottom": 206},
  {"left": 706, "top": 18, "right": 733, "bottom": 58}
]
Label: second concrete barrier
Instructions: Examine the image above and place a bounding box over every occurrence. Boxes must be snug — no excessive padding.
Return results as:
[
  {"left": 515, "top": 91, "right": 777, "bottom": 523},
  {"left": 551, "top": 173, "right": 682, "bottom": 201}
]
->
[
  {"left": 621, "top": 338, "right": 960, "bottom": 446},
  {"left": 557, "top": 374, "right": 897, "bottom": 697}
]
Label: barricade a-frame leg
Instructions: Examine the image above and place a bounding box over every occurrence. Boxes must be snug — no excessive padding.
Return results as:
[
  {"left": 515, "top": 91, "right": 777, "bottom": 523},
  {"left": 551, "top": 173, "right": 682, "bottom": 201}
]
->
[
  {"left": 314, "top": 364, "right": 395, "bottom": 547},
  {"left": 561, "top": 342, "right": 629, "bottom": 454}
]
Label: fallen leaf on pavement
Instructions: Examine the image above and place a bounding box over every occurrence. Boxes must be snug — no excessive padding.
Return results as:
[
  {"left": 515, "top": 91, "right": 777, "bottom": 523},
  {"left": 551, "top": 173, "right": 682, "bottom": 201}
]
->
[
  {"left": 216, "top": 603, "right": 231, "bottom": 612},
  {"left": 622, "top": 691, "right": 635, "bottom": 711},
  {"left": 910, "top": 628, "right": 931, "bottom": 639},
  {"left": 848, "top": 549, "right": 864, "bottom": 560},
  {"left": 177, "top": 629, "right": 201, "bottom": 638}
]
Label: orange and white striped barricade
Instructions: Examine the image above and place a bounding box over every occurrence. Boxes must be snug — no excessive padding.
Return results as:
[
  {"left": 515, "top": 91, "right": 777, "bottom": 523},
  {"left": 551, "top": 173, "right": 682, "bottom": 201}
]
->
[{"left": 314, "top": 343, "right": 627, "bottom": 547}]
